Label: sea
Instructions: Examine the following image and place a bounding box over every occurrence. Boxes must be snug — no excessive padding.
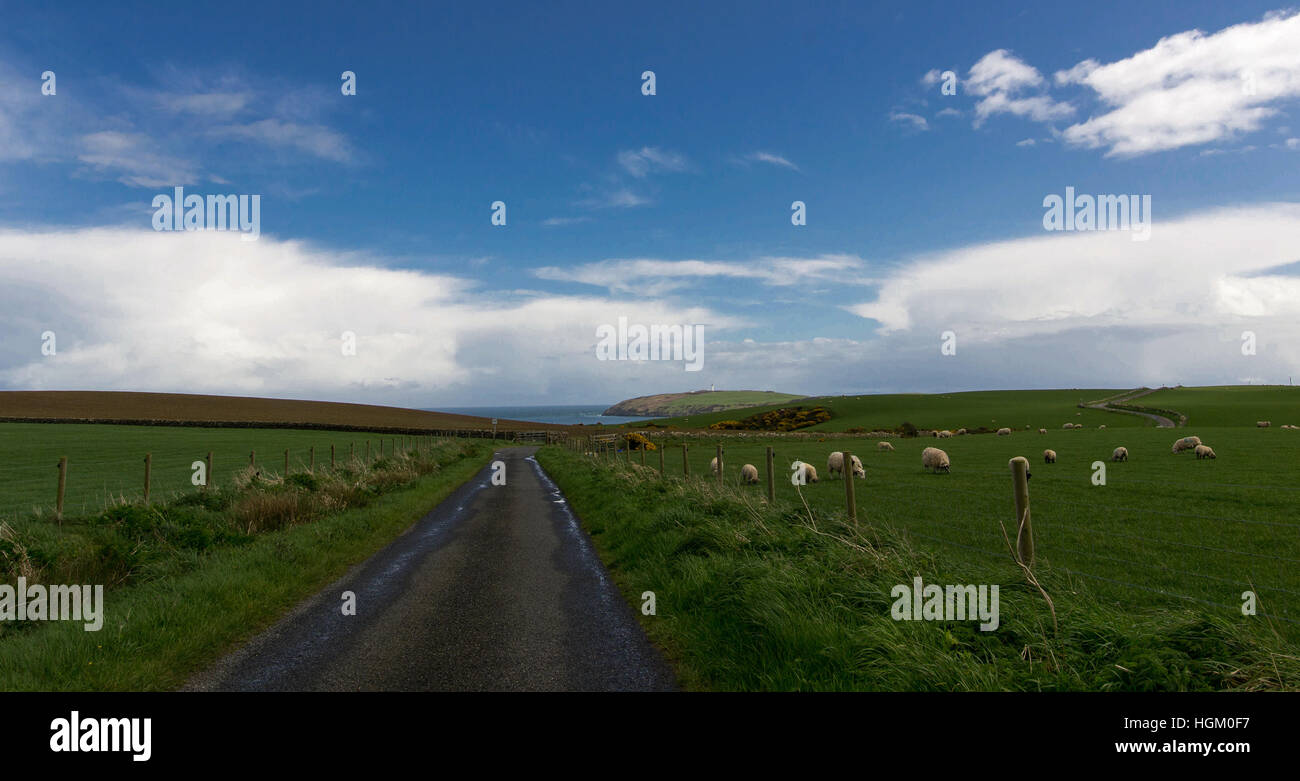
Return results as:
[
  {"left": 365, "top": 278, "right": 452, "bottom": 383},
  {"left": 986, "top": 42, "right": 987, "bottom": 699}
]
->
[{"left": 430, "top": 405, "right": 650, "bottom": 426}]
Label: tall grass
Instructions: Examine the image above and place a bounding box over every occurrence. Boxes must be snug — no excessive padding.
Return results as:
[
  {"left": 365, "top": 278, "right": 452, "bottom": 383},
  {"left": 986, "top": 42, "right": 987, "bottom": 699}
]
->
[{"left": 537, "top": 446, "right": 1300, "bottom": 691}]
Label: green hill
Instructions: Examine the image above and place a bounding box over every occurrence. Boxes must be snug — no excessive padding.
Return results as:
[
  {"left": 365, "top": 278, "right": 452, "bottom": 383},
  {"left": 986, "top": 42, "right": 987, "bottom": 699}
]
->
[
  {"left": 628, "top": 389, "right": 1141, "bottom": 431},
  {"left": 1140, "top": 385, "right": 1300, "bottom": 427},
  {"left": 603, "top": 390, "right": 804, "bottom": 417}
]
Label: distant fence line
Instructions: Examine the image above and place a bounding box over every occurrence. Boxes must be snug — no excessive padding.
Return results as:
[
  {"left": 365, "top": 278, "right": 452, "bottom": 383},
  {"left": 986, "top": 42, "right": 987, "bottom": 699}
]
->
[{"left": 0, "top": 416, "right": 566, "bottom": 442}]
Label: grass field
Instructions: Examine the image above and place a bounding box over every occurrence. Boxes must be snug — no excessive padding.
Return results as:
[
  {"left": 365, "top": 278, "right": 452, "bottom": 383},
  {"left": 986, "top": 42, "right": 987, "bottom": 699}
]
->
[
  {"left": 0, "top": 422, "right": 442, "bottom": 520},
  {"left": 631, "top": 389, "right": 1145, "bottom": 432},
  {"left": 1141, "top": 385, "right": 1300, "bottom": 427},
  {"left": 540, "top": 436, "right": 1300, "bottom": 690}
]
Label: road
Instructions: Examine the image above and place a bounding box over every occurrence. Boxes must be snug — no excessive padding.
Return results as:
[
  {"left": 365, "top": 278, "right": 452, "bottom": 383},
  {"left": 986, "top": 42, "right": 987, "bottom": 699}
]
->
[
  {"left": 1085, "top": 387, "right": 1178, "bottom": 428},
  {"left": 186, "top": 447, "right": 676, "bottom": 691}
]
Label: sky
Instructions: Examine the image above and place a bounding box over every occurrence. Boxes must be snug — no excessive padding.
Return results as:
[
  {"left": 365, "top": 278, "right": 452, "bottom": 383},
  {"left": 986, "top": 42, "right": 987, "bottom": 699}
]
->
[{"left": 1, "top": 0, "right": 1298, "bottom": 407}]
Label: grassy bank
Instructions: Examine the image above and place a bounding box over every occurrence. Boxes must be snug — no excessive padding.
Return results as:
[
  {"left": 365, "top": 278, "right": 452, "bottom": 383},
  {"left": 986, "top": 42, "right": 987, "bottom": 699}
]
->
[
  {"left": 0, "top": 439, "right": 490, "bottom": 690},
  {"left": 537, "top": 445, "right": 1300, "bottom": 691}
]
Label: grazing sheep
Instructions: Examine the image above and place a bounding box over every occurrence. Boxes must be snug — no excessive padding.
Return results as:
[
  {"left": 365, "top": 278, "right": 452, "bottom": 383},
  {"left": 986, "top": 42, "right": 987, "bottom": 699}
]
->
[
  {"left": 877, "top": 441, "right": 895, "bottom": 452},
  {"left": 1038, "top": 428, "right": 1047, "bottom": 434},
  {"left": 1099, "top": 424, "right": 1106, "bottom": 429},
  {"left": 937, "top": 430, "right": 953, "bottom": 438},
  {"left": 996, "top": 427, "right": 1012, "bottom": 436},
  {"left": 922, "top": 447, "right": 951, "bottom": 474},
  {"left": 1112, "top": 446, "right": 1128, "bottom": 462},
  {"left": 1257, "top": 421, "right": 1271, "bottom": 428},
  {"left": 1062, "top": 423, "right": 1072, "bottom": 430},
  {"left": 1195, "top": 445, "right": 1217, "bottom": 460},
  {"left": 827, "top": 451, "right": 866, "bottom": 479},
  {"left": 956, "top": 428, "right": 967, "bottom": 435},
  {"left": 799, "top": 463, "right": 819, "bottom": 483},
  {"left": 1171, "top": 435, "right": 1202, "bottom": 454},
  {"left": 740, "top": 463, "right": 759, "bottom": 484},
  {"left": 1043, "top": 449, "right": 1056, "bottom": 464},
  {"left": 710, "top": 456, "right": 722, "bottom": 474}
]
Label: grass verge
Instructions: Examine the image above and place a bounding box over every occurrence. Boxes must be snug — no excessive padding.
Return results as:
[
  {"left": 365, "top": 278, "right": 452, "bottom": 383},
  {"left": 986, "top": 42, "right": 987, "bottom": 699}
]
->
[
  {"left": 0, "top": 440, "right": 490, "bottom": 690},
  {"left": 537, "top": 446, "right": 1300, "bottom": 691}
]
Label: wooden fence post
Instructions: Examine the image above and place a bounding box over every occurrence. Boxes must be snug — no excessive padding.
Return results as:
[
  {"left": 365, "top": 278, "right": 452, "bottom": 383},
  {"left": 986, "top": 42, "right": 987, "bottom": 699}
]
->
[
  {"left": 682, "top": 444, "right": 689, "bottom": 477},
  {"left": 1010, "top": 456, "right": 1034, "bottom": 568},
  {"left": 250, "top": 450, "right": 256, "bottom": 469},
  {"left": 843, "top": 450, "right": 857, "bottom": 525},
  {"left": 331, "top": 444, "right": 336, "bottom": 469},
  {"left": 144, "top": 453, "right": 152, "bottom": 505},
  {"left": 716, "top": 444, "right": 724, "bottom": 485},
  {"left": 206, "top": 451, "right": 213, "bottom": 491},
  {"left": 766, "top": 446, "right": 775, "bottom": 504},
  {"left": 350, "top": 442, "right": 355, "bottom": 465},
  {"left": 310, "top": 446, "right": 315, "bottom": 472},
  {"left": 658, "top": 445, "right": 664, "bottom": 476},
  {"left": 284, "top": 449, "right": 290, "bottom": 476},
  {"left": 55, "top": 456, "right": 68, "bottom": 523}
]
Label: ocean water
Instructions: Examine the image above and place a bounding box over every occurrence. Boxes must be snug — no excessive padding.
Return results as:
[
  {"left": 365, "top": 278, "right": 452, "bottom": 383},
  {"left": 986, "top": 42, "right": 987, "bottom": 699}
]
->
[{"left": 431, "top": 405, "right": 649, "bottom": 426}]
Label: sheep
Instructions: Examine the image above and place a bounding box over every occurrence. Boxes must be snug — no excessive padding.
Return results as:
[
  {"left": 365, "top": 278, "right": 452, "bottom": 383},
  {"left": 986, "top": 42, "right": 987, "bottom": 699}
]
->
[
  {"left": 877, "top": 441, "right": 895, "bottom": 451},
  {"left": 1062, "top": 423, "right": 1072, "bottom": 430},
  {"left": 1195, "top": 445, "right": 1217, "bottom": 460},
  {"left": 740, "top": 463, "right": 759, "bottom": 483},
  {"left": 710, "top": 456, "right": 722, "bottom": 474},
  {"left": 922, "top": 446, "right": 951, "bottom": 474},
  {"left": 996, "top": 427, "right": 1012, "bottom": 436},
  {"left": 827, "top": 451, "right": 866, "bottom": 479},
  {"left": 1112, "top": 446, "right": 1128, "bottom": 462},
  {"left": 1171, "top": 435, "right": 1202, "bottom": 454},
  {"left": 1257, "top": 421, "right": 1271, "bottom": 428},
  {"left": 937, "top": 430, "right": 953, "bottom": 438},
  {"left": 799, "top": 463, "right": 820, "bottom": 483},
  {"left": 956, "top": 428, "right": 967, "bottom": 435},
  {"left": 1038, "top": 428, "right": 1047, "bottom": 434},
  {"left": 1099, "top": 424, "right": 1106, "bottom": 429},
  {"left": 1043, "top": 449, "right": 1056, "bottom": 464}
]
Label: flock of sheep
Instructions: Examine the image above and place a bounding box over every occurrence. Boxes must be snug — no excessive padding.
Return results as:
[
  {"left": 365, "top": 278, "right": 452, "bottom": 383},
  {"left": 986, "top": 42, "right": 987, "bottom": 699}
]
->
[{"left": 706, "top": 428, "right": 1227, "bottom": 487}]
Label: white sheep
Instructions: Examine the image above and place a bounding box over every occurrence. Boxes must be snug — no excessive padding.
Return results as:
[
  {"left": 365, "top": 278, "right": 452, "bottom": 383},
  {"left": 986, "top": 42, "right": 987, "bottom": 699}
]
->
[
  {"left": 956, "top": 428, "right": 967, "bottom": 435},
  {"left": 922, "top": 447, "right": 951, "bottom": 474},
  {"left": 1171, "top": 435, "right": 1202, "bottom": 454},
  {"left": 1099, "top": 424, "right": 1106, "bottom": 429},
  {"left": 877, "top": 441, "right": 895, "bottom": 451},
  {"left": 1062, "top": 423, "right": 1072, "bottom": 430},
  {"left": 1043, "top": 449, "right": 1056, "bottom": 464},
  {"left": 1112, "top": 446, "right": 1128, "bottom": 462},
  {"left": 937, "top": 430, "right": 953, "bottom": 438},
  {"left": 710, "top": 456, "right": 723, "bottom": 474},
  {"left": 827, "top": 451, "right": 866, "bottom": 479},
  {"left": 1195, "top": 445, "right": 1217, "bottom": 460},
  {"left": 996, "top": 427, "right": 1012, "bottom": 436},
  {"left": 800, "top": 463, "right": 819, "bottom": 483},
  {"left": 1038, "top": 428, "right": 1047, "bottom": 434},
  {"left": 740, "top": 463, "right": 759, "bottom": 483},
  {"left": 1257, "top": 421, "right": 1271, "bottom": 428}
]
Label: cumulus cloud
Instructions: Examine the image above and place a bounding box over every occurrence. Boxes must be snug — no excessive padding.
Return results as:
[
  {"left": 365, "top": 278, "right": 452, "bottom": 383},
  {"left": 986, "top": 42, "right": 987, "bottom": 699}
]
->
[
  {"left": 1055, "top": 10, "right": 1300, "bottom": 156},
  {"left": 0, "top": 228, "right": 745, "bottom": 406},
  {"left": 966, "top": 49, "right": 1075, "bottom": 126},
  {"left": 848, "top": 203, "right": 1300, "bottom": 369}
]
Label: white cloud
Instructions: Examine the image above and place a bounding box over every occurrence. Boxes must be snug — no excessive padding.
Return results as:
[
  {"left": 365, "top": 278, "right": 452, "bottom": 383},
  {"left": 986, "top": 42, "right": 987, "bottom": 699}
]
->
[
  {"left": 210, "top": 119, "right": 352, "bottom": 162},
  {"left": 77, "top": 131, "right": 203, "bottom": 188},
  {"left": 742, "top": 151, "right": 800, "bottom": 171},
  {"left": 849, "top": 203, "right": 1300, "bottom": 339},
  {"left": 535, "top": 254, "right": 869, "bottom": 295},
  {"left": 542, "top": 216, "right": 592, "bottom": 226},
  {"left": 966, "top": 49, "right": 1074, "bottom": 126},
  {"left": 889, "top": 111, "right": 929, "bottom": 131},
  {"left": 1016, "top": 138, "right": 1037, "bottom": 147},
  {"left": 616, "top": 146, "right": 688, "bottom": 178},
  {"left": 0, "top": 228, "right": 746, "bottom": 406},
  {"left": 1055, "top": 10, "right": 1300, "bottom": 156}
]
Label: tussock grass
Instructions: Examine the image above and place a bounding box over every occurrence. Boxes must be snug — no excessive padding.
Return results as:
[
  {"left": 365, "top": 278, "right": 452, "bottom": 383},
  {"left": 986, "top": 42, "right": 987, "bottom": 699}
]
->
[{"left": 539, "top": 447, "right": 1300, "bottom": 691}]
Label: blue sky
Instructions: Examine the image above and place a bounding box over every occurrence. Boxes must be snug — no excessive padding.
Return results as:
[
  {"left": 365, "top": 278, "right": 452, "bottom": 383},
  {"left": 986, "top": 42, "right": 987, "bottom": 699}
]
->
[{"left": 2, "top": 1, "right": 1299, "bottom": 405}]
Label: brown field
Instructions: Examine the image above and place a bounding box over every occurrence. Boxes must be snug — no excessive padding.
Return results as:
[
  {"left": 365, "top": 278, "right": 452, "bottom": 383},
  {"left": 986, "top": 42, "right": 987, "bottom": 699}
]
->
[{"left": 0, "top": 391, "right": 574, "bottom": 433}]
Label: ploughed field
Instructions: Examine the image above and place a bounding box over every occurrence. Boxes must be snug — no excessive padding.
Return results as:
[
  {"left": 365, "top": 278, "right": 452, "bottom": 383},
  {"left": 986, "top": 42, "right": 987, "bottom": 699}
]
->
[{"left": 640, "top": 424, "right": 1300, "bottom": 640}]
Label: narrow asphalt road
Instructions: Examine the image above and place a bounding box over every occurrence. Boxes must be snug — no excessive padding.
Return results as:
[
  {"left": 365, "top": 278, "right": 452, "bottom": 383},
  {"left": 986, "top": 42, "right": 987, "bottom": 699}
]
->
[
  {"left": 186, "top": 447, "right": 676, "bottom": 691},
  {"left": 1085, "top": 387, "right": 1177, "bottom": 428}
]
